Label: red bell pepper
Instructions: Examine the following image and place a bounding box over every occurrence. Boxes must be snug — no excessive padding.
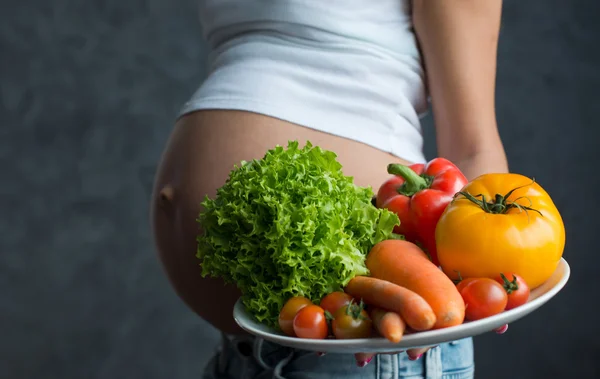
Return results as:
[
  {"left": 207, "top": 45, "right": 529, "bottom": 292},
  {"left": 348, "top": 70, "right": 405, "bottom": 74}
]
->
[{"left": 376, "top": 158, "right": 468, "bottom": 266}]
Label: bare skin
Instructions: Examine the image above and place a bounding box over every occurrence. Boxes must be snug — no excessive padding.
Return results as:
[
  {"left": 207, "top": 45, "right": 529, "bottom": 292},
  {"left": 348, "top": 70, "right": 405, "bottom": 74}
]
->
[
  {"left": 413, "top": 0, "right": 508, "bottom": 179},
  {"left": 151, "top": 110, "right": 411, "bottom": 335},
  {"left": 151, "top": 0, "right": 509, "bottom": 368}
]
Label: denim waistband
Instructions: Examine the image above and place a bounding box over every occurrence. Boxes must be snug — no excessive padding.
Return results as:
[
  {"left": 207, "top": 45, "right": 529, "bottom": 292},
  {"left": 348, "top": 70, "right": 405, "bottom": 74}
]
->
[{"left": 205, "top": 332, "right": 475, "bottom": 379}]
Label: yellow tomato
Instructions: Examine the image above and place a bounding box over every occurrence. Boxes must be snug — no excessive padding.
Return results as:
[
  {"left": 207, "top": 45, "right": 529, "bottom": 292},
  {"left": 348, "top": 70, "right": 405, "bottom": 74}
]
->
[{"left": 435, "top": 173, "right": 565, "bottom": 289}]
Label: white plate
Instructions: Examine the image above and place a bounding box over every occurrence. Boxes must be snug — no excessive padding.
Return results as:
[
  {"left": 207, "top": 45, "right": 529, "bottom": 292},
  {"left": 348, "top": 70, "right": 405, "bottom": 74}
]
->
[{"left": 233, "top": 258, "right": 570, "bottom": 353}]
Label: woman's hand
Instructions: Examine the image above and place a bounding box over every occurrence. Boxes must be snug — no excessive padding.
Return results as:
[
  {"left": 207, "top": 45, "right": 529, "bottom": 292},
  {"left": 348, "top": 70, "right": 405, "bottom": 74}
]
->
[
  {"left": 353, "top": 348, "right": 430, "bottom": 367},
  {"left": 348, "top": 324, "right": 509, "bottom": 367}
]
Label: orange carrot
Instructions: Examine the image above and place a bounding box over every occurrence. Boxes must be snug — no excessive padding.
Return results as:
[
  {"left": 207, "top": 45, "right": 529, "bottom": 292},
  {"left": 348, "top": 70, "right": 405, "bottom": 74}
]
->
[
  {"left": 366, "top": 239, "right": 465, "bottom": 329},
  {"left": 370, "top": 307, "right": 406, "bottom": 343},
  {"left": 344, "top": 276, "right": 436, "bottom": 331}
]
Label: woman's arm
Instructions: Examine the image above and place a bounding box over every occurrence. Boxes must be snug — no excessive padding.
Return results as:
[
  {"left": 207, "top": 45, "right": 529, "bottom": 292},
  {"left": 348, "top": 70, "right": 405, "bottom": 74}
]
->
[{"left": 412, "top": 0, "right": 508, "bottom": 179}]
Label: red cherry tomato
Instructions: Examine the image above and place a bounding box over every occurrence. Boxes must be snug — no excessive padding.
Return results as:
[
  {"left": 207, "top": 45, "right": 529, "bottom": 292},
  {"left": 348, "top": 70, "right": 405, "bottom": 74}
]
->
[
  {"left": 332, "top": 302, "right": 373, "bottom": 339},
  {"left": 278, "top": 296, "right": 313, "bottom": 336},
  {"left": 494, "top": 273, "right": 530, "bottom": 310},
  {"left": 293, "top": 305, "right": 329, "bottom": 339},
  {"left": 460, "top": 278, "right": 508, "bottom": 321},
  {"left": 319, "top": 291, "right": 354, "bottom": 316}
]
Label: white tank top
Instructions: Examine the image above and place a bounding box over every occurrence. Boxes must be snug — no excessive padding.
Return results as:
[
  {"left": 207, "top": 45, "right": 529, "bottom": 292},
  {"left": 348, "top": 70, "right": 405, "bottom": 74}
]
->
[{"left": 181, "top": 0, "right": 428, "bottom": 163}]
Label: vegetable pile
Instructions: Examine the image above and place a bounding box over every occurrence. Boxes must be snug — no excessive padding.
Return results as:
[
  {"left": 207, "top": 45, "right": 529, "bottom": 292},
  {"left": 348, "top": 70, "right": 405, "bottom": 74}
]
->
[
  {"left": 196, "top": 141, "right": 566, "bottom": 343},
  {"left": 196, "top": 141, "right": 400, "bottom": 327}
]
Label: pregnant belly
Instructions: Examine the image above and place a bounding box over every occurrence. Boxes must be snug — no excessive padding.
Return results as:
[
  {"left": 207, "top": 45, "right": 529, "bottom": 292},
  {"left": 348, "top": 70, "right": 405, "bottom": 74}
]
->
[{"left": 151, "top": 109, "right": 411, "bottom": 333}]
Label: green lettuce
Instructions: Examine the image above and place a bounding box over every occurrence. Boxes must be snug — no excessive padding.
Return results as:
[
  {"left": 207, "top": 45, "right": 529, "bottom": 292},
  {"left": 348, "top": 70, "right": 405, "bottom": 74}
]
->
[{"left": 196, "top": 141, "right": 400, "bottom": 328}]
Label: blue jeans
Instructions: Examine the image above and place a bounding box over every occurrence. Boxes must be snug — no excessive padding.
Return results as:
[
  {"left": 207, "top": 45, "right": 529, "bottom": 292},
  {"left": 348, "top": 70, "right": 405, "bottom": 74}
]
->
[{"left": 203, "top": 333, "right": 475, "bottom": 379}]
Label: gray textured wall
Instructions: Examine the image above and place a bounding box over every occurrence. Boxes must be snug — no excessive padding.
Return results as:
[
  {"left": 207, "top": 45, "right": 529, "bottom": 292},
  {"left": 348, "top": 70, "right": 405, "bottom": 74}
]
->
[{"left": 2, "top": 1, "right": 598, "bottom": 378}]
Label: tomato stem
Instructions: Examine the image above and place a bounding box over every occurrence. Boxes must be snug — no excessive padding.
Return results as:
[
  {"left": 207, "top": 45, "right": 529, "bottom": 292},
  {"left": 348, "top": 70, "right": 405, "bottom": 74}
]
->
[
  {"left": 345, "top": 298, "right": 369, "bottom": 321},
  {"left": 387, "top": 164, "right": 433, "bottom": 197},
  {"left": 324, "top": 310, "right": 335, "bottom": 322},
  {"left": 455, "top": 180, "right": 543, "bottom": 218},
  {"left": 499, "top": 273, "right": 520, "bottom": 294}
]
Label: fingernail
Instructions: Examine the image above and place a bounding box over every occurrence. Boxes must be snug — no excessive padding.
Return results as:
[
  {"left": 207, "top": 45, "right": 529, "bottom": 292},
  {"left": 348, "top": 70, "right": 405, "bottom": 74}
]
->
[
  {"left": 316, "top": 352, "right": 326, "bottom": 357},
  {"left": 408, "top": 353, "right": 423, "bottom": 361},
  {"left": 496, "top": 324, "right": 509, "bottom": 334},
  {"left": 357, "top": 357, "right": 373, "bottom": 367}
]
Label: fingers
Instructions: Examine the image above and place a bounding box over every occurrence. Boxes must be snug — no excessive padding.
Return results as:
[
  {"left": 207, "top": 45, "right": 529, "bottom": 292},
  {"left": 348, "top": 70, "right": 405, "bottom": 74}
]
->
[
  {"left": 325, "top": 331, "right": 509, "bottom": 369},
  {"left": 494, "top": 324, "right": 509, "bottom": 334},
  {"left": 346, "top": 348, "right": 432, "bottom": 367},
  {"left": 354, "top": 352, "right": 375, "bottom": 367},
  {"left": 406, "top": 346, "right": 435, "bottom": 361},
  {"left": 319, "top": 352, "right": 375, "bottom": 368}
]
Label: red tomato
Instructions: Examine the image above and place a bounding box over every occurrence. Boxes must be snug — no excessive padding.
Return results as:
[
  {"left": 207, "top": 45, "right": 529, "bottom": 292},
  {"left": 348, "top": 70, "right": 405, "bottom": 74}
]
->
[
  {"left": 460, "top": 278, "right": 508, "bottom": 321},
  {"left": 293, "top": 305, "right": 329, "bottom": 339},
  {"left": 278, "top": 296, "right": 313, "bottom": 336},
  {"left": 319, "top": 291, "right": 354, "bottom": 316},
  {"left": 494, "top": 273, "right": 530, "bottom": 310},
  {"left": 332, "top": 303, "right": 373, "bottom": 339}
]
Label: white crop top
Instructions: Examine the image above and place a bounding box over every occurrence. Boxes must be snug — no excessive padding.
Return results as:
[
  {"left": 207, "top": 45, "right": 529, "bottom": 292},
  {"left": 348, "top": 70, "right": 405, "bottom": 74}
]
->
[{"left": 181, "top": 0, "right": 428, "bottom": 163}]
